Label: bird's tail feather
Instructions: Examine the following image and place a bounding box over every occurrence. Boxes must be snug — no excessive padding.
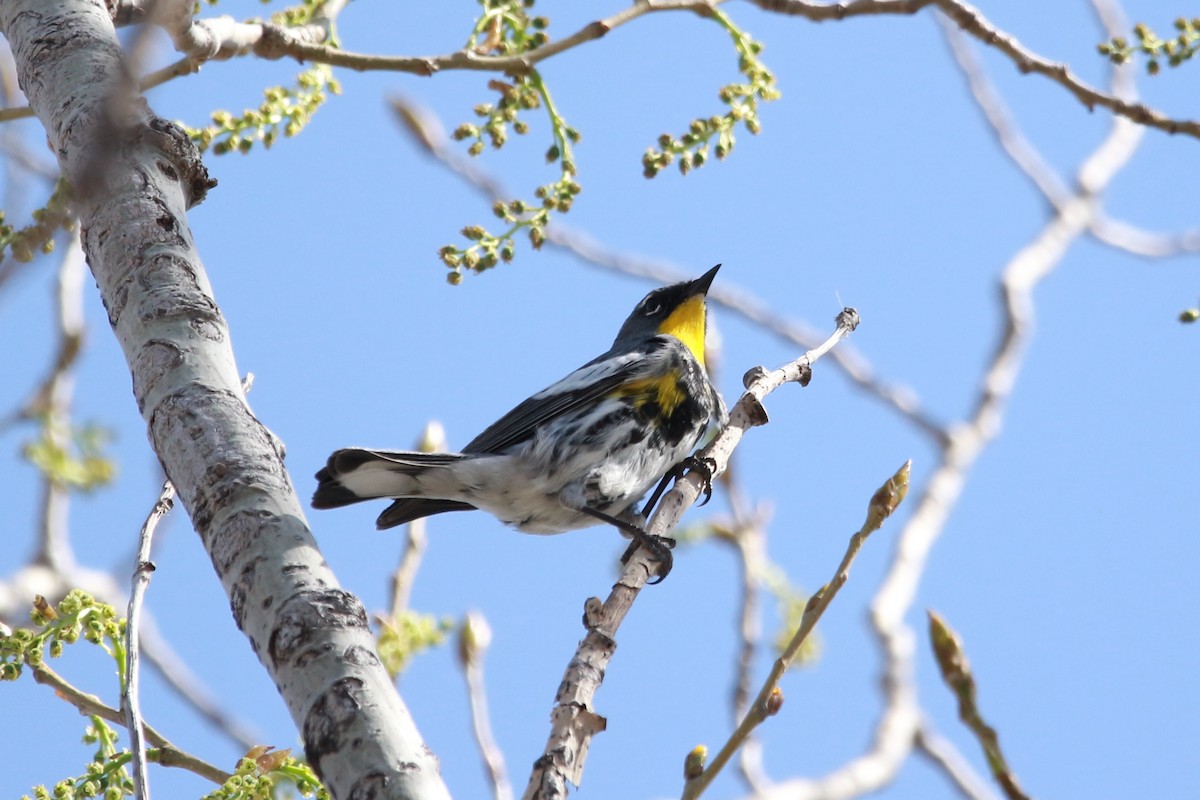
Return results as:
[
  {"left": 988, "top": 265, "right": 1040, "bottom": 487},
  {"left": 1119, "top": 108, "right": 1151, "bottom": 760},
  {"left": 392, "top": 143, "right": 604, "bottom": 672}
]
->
[
  {"left": 376, "top": 497, "right": 474, "bottom": 530},
  {"left": 312, "top": 448, "right": 468, "bottom": 510}
]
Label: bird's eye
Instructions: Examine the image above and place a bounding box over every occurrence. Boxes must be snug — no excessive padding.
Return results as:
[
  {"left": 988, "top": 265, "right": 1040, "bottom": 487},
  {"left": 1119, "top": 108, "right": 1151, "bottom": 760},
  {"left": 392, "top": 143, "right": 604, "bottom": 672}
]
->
[{"left": 641, "top": 299, "right": 662, "bottom": 316}]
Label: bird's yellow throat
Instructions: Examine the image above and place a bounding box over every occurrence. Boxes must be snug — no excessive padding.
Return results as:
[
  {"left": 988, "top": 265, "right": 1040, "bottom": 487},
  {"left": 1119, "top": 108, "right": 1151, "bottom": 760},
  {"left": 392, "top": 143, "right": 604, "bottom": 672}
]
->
[{"left": 657, "top": 295, "right": 708, "bottom": 369}]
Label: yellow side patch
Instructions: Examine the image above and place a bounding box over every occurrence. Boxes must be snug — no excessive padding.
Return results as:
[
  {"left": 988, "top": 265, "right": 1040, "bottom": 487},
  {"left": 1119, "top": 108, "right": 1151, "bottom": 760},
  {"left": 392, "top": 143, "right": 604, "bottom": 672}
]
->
[
  {"left": 657, "top": 295, "right": 707, "bottom": 368},
  {"left": 619, "top": 374, "right": 687, "bottom": 415}
]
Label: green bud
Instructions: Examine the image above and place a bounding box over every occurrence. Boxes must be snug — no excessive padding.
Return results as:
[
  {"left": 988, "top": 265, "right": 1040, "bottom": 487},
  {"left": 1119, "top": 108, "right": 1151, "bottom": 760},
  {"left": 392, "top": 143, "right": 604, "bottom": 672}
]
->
[
  {"left": 457, "top": 611, "right": 492, "bottom": 668},
  {"left": 683, "top": 745, "right": 707, "bottom": 780},
  {"left": 865, "top": 460, "right": 912, "bottom": 531}
]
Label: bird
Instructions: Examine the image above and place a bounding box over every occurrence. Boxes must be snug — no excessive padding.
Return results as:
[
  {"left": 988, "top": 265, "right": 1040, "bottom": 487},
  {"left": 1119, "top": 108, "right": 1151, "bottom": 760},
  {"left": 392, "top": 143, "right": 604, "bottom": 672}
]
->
[{"left": 312, "top": 265, "right": 726, "bottom": 582}]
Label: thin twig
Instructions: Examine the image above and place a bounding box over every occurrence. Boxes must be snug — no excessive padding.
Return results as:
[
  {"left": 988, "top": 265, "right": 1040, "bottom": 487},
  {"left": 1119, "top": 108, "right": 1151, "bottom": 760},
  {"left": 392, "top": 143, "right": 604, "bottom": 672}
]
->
[
  {"left": 459, "top": 612, "right": 512, "bottom": 800},
  {"left": 21, "top": 235, "right": 86, "bottom": 572},
  {"left": 722, "top": 470, "right": 772, "bottom": 794},
  {"left": 751, "top": 0, "right": 1200, "bottom": 139},
  {"left": 681, "top": 461, "right": 911, "bottom": 799},
  {"left": 915, "top": 723, "right": 1002, "bottom": 800},
  {"left": 387, "top": 421, "right": 446, "bottom": 617},
  {"left": 928, "top": 611, "right": 1032, "bottom": 800},
  {"left": 30, "top": 661, "right": 232, "bottom": 785},
  {"left": 935, "top": 13, "right": 1070, "bottom": 206},
  {"left": 936, "top": 10, "right": 1200, "bottom": 264},
  {"left": 124, "top": 480, "right": 176, "bottom": 800},
  {"left": 0, "top": 57, "right": 200, "bottom": 124},
  {"left": 1089, "top": 215, "right": 1200, "bottom": 258},
  {"left": 136, "top": 616, "right": 264, "bottom": 751},
  {"left": 122, "top": 372, "right": 256, "bottom": 796},
  {"left": 108, "top": 0, "right": 1200, "bottom": 139},
  {"left": 523, "top": 309, "right": 859, "bottom": 799}
]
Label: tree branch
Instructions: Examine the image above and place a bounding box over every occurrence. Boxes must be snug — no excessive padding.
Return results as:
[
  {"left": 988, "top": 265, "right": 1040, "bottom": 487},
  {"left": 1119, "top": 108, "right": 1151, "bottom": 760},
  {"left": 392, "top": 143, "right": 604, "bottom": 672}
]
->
[
  {"left": 749, "top": 0, "right": 1200, "bottom": 140},
  {"left": 0, "top": 3, "right": 450, "bottom": 797},
  {"left": 29, "top": 661, "right": 232, "bottom": 786},
  {"left": 915, "top": 724, "right": 1002, "bottom": 800},
  {"left": 523, "top": 309, "right": 859, "bottom": 799},
  {"left": 124, "top": 478, "right": 173, "bottom": 800},
  {"left": 682, "top": 460, "right": 911, "bottom": 799}
]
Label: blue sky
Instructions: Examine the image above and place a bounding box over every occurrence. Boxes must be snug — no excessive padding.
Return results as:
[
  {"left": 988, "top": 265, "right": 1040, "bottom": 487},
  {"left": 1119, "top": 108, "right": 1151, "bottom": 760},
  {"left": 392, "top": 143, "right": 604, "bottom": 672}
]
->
[{"left": 2, "top": 2, "right": 1198, "bottom": 799}]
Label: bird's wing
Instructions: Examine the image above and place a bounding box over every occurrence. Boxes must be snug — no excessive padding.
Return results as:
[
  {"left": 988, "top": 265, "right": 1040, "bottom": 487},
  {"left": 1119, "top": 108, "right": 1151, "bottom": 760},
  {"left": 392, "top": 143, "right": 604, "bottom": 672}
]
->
[{"left": 463, "top": 344, "right": 661, "bottom": 455}]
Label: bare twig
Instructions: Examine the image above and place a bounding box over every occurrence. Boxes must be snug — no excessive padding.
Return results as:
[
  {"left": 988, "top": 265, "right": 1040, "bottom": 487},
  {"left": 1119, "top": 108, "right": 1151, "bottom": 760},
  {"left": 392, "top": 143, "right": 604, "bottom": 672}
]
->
[
  {"left": 928, "top": 611, "right": 1032, "bottom": 800},
  {"left": 721, "top": 470, "right": 772, "bottom": 793},
  {"left": 1089, "top": 216, "right": 1200, "bottom": 258},
  {"left": 459, "top": 612, "right": 512, "bottom": 800},
  {"left": 936, "top": 10, "right": 1200, "bottom": 265},
  {"left": 121, "top": 0, "right": 1200, "bottom": 140},
  {"left": 124, "top": 480, "right": 175, "bottom": 800},
  {"left": 0, "top": 57, "right": 200, "bottom": 124},
  {"left": 936, "top": 13, "right": 1070, "bottom": 206},
  {"left": 387, "top": 421, "right": 446, "bottom": 617},
  {"left": 122, "top": 371, "right": 256, "bottom": 796},
  {"left": 148, "top": 1, "right": 719, "bottom": 76},
  {"left": 682, "top": 461, "right": 911, "bottom": 799},
  {"left": 915, "top": 723, "right": 1003, "bottom": 800},
  {"left": 136, "top": 616, "right": 263, "bottom": 751},
  {"left": 523, "top": 309, "right": 859, "bottom": 799},
  {"left": 751, "top": 0, "right": 1200, "bottom": 139},
  {"left": 23, "top": 235, "right": 87, "bottom": 571},
  {"left": 29, "top": 661, "right": 231, "bottom": 785}
]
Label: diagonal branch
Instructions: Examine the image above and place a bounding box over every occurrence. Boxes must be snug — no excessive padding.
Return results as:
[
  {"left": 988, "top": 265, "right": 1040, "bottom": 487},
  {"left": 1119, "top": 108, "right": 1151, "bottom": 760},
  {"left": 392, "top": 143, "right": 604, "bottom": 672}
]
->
[
  {"left": 29, "top": 661, "right": 231, "bottom": 785},
  {"left": 751, "top": 0, "right": 1200, "bottom": 139},
  {"left": 682, "top": 461, "right": 911, "bottom": 800},
  {"left": 524, "top": 309, "right": 859, "bottom": 799},
  {"left": 0, "top": 3, "right": 451, "bottom": 798}
]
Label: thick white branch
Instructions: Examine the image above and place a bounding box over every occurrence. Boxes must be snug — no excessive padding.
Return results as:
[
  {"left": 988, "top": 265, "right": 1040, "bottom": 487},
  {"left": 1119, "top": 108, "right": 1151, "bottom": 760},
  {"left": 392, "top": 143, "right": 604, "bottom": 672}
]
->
[{"left": 0, "top": 3, "right": 448, "bottom": 798}]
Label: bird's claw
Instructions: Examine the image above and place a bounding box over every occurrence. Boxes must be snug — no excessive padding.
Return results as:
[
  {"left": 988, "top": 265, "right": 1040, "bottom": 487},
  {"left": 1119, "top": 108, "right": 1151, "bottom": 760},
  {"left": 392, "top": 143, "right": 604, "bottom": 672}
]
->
[{"left": 620, "top": 531, "right": 676, "bottom": 584}]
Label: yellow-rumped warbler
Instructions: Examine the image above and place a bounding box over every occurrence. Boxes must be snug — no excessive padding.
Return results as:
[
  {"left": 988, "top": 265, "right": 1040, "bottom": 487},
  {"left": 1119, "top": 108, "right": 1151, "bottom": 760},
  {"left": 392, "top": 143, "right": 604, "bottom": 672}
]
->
[{"left": 312, "top": 265, "right": 725, "bottom": 581}]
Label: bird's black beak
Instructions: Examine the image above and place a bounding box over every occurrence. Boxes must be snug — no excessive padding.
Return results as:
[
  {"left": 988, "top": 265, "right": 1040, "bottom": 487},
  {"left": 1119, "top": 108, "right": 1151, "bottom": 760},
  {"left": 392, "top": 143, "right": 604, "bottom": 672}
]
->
[{"left": 687, "top": 264, "right": 721, "bottom": 296}]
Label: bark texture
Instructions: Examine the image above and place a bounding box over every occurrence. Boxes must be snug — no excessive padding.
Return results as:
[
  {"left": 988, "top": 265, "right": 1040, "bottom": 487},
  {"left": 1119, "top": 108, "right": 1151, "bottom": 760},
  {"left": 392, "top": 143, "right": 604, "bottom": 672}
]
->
[{"left": 0, "top": 3, "right": 450, "bottom": 798}]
